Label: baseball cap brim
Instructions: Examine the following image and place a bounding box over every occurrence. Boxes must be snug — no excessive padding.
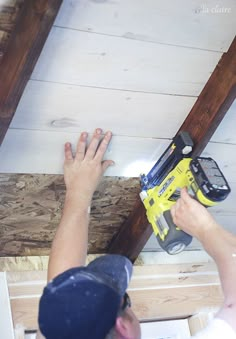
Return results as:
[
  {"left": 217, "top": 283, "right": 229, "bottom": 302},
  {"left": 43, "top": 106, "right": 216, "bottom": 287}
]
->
[{"left": 87, "top": 254, "right": 133, "bottom": 296}]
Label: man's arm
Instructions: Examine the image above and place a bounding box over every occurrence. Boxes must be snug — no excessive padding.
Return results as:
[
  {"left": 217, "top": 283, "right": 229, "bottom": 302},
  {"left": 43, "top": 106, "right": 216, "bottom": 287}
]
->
[
  {"left": 171, "top": 188, "right": 236, "bottom": 331},
  {"left": 47, "top": 128, "right": 114, "bottom": 282}
]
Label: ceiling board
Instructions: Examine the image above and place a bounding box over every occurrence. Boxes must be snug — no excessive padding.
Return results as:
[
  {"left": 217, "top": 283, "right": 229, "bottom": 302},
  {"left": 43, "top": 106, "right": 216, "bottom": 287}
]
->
[
  {"left": 9, "top": 80, "right": 197, "bottom": 138},
  {"left": 31, "top": 27, "right": 222, "bottom": 96},
  {"left": 1, "top": 130, "right": 236, "bottom": 179},
  {"left": 55, "top": 0, "right": 236, "bottom": 52}
]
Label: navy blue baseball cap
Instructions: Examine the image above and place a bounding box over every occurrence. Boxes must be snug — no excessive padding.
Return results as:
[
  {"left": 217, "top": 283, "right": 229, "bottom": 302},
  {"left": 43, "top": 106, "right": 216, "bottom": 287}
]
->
[{"left": 38, "top": 254, "right": 133, "bottom": 339}]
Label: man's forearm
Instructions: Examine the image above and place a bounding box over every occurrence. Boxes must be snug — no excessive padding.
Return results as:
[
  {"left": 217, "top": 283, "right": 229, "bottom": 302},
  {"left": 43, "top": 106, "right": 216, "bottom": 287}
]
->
[
  {"left": 201, "top": 224, "right": 236, "bottom": 305},
  {"left": 47, "top": 193, "right": 90, "bottom": 282}
]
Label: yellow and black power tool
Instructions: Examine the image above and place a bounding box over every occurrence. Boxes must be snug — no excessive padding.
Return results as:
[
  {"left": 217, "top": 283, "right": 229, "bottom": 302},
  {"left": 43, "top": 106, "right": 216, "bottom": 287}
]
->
[{"left": 140, "top": 132, "right": 231, "bottom": 255}]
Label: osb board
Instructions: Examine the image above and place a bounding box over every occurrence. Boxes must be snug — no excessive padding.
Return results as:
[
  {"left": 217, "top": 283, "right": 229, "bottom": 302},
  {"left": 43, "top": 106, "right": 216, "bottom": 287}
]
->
[
  {"left": 0, "top": 174, "right": 139, "bottom": 256},
  {"left": 0, "top": 0, "right": 23, "bottom": 61}
]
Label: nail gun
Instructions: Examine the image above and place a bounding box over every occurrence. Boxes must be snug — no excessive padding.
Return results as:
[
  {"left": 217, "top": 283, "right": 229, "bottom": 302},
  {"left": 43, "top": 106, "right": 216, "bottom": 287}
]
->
[{"left": 140, "top": 132, "right": 231, "bottom": 255}]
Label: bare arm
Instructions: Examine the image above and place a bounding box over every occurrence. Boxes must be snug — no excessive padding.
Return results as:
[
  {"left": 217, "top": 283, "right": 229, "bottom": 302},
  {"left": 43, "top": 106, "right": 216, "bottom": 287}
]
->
[
  {"left": 47, "top": 128, "right": 114, "bottom": 282},
  {"left": 171, "top": 188, "right": 236, "bottom": 331}
]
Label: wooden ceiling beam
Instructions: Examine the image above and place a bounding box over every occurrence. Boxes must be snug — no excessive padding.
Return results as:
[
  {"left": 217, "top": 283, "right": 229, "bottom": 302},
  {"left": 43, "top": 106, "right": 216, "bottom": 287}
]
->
[
  {"left": 0, "top": 0, "right": 63, "bottom": 145},
  {"left": 108, "top": 37, "right": 236, "bottom": 262}
]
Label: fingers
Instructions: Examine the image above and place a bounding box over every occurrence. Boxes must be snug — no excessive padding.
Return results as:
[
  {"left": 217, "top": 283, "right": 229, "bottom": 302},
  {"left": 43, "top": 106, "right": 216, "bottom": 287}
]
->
[
  {"left": 84, "top": 128, "right": 102, "bottom": 160},
  {"left": 171, "top": 197, "right": 184, "bottom": 222},
  {"left": 75, "top": 132, "right": 88, "bottom": 161},
  {"left": 64, "top": 142, "right": 73, "bottom": 162},
  {"left": 95, "top": 131, "right": 112, "bottom": 161},
  {"left": 74, "top": 128, "right": 113, "bottom": 162},
  {"left": 102, "top": 160, "right": 115, "bottom": 173}
]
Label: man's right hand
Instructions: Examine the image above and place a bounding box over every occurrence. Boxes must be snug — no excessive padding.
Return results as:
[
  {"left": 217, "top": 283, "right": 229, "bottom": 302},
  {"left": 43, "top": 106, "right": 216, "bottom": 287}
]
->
[{"left": 170, "top": 187, "right": 219, "bottom": 242}]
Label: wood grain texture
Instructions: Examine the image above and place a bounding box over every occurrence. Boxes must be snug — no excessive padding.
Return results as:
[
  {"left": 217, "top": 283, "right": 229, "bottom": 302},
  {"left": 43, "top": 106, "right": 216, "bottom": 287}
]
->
[
  {"left": 0, "top": 130, "right": 170, "bottom": 175},
  {"left": 31, "top": 27, "right": 222, "bottom": 96},
  {"left": 0, "top": 254, "right": 215, "bottom": 273},
  {"left": 0, "top": 174, "right": 139, "bottom": 256},
  {"left": 0, "top": 254, "right": 105, "bottom": 271},
  {"left": 0, "top": 0, "right": 63, "bottom": 145},
  {"left": 178, "top": 37, "right": 236, "bottom": 156},
  {"left": 1, "top": 129, "right": 236, "bottom": 178},
  {"left": 7, "top": 263, "right": 222, "bottom": 329},
  {"left": 10, "top": 80, "right": 197, "bottom": 138},
  {"left": 108, "top": 38, "right": 236, "bottom": 261},
  {"left": 0, "top": 0, "right": 23, "bottom": 62},
  {"left": 130, "top": 285, "right": 223, "bottom": 321},
  {"left": 55, "top": 0, "right": 236, "bottom": 52},
  {"left": 7, "top": 269, "right": 220, "bottom": 298}
]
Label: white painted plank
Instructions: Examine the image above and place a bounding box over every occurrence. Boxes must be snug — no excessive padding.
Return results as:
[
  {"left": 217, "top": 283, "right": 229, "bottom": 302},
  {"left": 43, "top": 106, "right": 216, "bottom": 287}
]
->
[
  {"left": 0, "top": 130, "right": 235, "bottom": 181},
  {"left": 0, "top": 272, "right": 14, "bottom": 339},
  {"left": 210, "top": 100, "right": 236, "bottom": 144},
  {"left": 55, "top": 0, "right": 236, "bottom": 52},
  {"left": 10, "top": 80, "right": 196, "bottom": 138},
  {"left": 0, "top": 129, "right": 169, "bottom": 176},
  {"left": 140, "top": 319, "right": 191, "bottom": 338},
  {"left": 31, "top": 27, "right": 222, "bottom": 96}
]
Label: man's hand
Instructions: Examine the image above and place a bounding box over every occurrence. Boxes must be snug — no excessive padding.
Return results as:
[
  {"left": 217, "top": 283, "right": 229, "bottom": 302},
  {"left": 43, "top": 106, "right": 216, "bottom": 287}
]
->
[
  {"left": 170, "top": 187, "right": 219, "bottom": 241},
  {"left": 64, "top": 128, "right": 114, "bottom": 207},
  {"left": 171, "top": 188, "right": 236, "bottom": 332}
]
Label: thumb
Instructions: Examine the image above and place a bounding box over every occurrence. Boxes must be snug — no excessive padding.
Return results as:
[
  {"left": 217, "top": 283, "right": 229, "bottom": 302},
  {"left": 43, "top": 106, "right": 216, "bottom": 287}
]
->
[
  {"left": 180, "top": 187, "right": 192, "bottom": 203},
  {"left": 102, "top": 160, "right": 115, "bottom": 173}
]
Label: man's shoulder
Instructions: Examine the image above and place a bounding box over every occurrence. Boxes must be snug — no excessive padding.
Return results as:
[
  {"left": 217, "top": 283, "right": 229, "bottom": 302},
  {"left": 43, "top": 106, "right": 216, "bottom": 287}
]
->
[{"left": 191, "top": 318, "right": 236, "bottom": 339}]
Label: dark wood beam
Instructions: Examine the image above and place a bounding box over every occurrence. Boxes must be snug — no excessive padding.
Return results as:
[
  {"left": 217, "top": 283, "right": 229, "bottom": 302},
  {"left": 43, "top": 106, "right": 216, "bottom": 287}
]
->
[
  {"left": 108, "top": 37, "right": 236, "bottom": 262},
  {"left": 180, "top": 37, "right": 236, "bottom": 157},
  {"left": 0, "top": 0, "right": 63, "bottom": 145}
]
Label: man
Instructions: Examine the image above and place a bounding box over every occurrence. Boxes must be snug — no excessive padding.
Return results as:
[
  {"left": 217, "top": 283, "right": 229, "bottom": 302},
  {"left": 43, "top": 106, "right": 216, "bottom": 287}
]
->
[{"left": 38, "top": 128, "right": 236, "bottom": 338}]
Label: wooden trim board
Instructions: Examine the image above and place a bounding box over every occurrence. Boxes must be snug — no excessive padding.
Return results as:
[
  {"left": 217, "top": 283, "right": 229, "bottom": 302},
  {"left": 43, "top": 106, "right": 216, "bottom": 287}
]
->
[{"left": 5, "top": 262, "right": 222, "bottom": 330}]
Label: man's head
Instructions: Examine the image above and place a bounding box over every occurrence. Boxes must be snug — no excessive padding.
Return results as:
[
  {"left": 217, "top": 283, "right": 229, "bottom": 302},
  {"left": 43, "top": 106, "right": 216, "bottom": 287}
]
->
[{"left": 38, "top": 255, "right": 141, "bottom": 339}]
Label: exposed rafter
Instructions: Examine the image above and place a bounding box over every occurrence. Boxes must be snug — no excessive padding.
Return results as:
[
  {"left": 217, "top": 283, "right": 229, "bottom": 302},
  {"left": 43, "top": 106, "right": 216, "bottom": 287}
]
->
[
  {"left": 108, "top": 37, "right": 236, "bottom": 262},
  {"left": 0, "top": 0, "right": 63, "bottom": 145}
]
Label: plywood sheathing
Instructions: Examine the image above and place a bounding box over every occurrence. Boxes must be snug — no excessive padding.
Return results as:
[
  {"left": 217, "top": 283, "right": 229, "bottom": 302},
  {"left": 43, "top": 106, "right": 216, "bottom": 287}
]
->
[{"left": 0, "top": 174, "right": 139, "bottom": 256}]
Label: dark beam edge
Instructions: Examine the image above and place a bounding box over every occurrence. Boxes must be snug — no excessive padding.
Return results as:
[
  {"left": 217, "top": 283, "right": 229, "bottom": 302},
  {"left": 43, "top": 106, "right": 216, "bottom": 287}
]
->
[
  {"left": 108, "top": 37, "right": 236, "bottom": 262},
  {"left": 0, "top": 0, "right": 63, "bottom": 145}
]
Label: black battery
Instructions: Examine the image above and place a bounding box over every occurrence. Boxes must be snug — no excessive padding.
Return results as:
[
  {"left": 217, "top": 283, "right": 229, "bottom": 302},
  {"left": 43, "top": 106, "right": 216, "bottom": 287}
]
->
[{"left": 190, "top": 157, "right": 231, "bottom": 202}]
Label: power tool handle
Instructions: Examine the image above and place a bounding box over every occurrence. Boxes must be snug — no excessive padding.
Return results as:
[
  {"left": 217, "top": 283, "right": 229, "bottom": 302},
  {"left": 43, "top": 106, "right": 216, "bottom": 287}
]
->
[{"left": 157, "top": 210, "right": 192, "bottom": 254}]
